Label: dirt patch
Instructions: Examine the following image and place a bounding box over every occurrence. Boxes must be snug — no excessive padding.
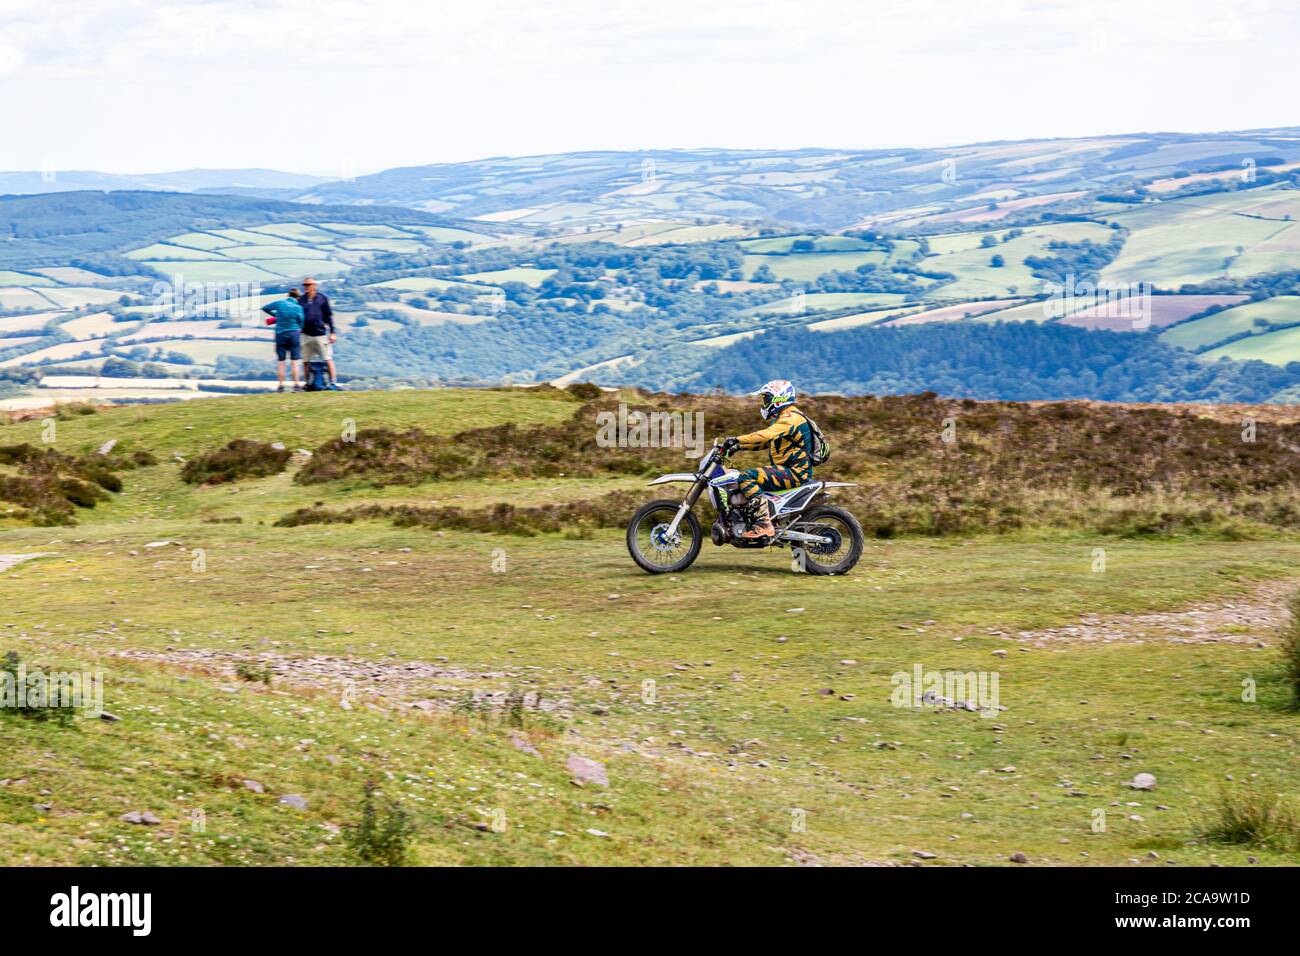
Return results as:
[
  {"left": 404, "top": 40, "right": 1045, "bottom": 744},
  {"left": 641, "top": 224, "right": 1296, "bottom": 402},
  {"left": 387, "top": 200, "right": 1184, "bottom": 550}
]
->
[
  {"left": 0, "top": 553, "right": 51, "bottom": 573},
  {"left": 997, "top": 579, "right": 1296, "bottom": 647},
  {"left": 103, "top": 645, "right": 570, "bottom": 713}
]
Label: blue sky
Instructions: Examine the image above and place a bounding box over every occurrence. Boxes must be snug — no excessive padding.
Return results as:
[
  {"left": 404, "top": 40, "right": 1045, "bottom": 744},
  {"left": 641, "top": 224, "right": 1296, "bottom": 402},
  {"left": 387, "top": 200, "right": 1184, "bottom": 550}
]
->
[{"left": 0, "top": 0, "right": 1297, "bottom": 175}]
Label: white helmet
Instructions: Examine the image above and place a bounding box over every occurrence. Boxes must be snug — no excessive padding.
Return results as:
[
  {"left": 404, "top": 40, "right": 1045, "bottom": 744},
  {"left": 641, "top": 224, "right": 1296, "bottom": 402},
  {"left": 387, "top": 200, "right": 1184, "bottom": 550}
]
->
[{"left": 753, "top": 379, "right": 796, "bottom": 421}]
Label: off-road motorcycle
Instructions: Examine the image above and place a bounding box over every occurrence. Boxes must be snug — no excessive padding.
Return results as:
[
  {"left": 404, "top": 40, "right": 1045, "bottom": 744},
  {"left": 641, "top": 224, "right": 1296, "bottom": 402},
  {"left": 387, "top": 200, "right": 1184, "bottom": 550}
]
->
[{"left": 626, "top": 442, "right": 864, "bottom": 575}]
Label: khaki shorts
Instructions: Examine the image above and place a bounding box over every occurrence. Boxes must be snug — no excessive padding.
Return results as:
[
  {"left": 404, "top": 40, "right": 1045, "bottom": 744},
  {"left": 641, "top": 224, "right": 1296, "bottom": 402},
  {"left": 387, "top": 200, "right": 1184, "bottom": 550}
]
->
[{"left": 302, "top": 334, "right": 333, "bottom": 362}]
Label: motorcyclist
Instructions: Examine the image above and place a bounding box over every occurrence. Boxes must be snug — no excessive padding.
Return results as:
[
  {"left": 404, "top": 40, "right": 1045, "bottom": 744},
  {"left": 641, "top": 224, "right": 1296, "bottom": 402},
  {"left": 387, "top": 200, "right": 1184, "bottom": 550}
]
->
[{"left": 720, "top": 379, "right": 815, "bottom": 540}]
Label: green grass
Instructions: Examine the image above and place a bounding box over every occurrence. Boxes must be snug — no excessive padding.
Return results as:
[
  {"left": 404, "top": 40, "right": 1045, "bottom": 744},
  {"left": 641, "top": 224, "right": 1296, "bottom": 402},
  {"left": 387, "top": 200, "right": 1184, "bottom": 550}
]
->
[
  {"left": 0, "top": 271, "right": 56, "bottom": 286},
  {"left": 127, "top": 243, "right": 227, "bottom": 261},
  {"left": 144, "top": 261, "right": 285, "bottom": 285},
  {"left": 0, "top": 388, "right": 580, "bottom": 457},
  {"left": 919, "top": 222, "right": 1113, "bottom": 299},
  {"left": 1202, "top": 325, "right": 1300, "bottom": 366},
  {"left": 742, "top": 251, "right": 887, "bottom": 282},
  {"left": 457, "top": 268, "right": 556, "bottom": 287},
  {"left": 746, "top": 293, "right": 908, "bottom": 316},
  {"left": 1101, "top": 190, "right": 1300, "bottom": 289},
  {"left": 3, "top": 388, "right": 1299, "bottom": 866},
  {"left": 365, "top": 277, "right": 489, "bottom": 294},
  {"left": 154, "top": 340, "right": 271, "bottom": 364},
  {"left": 1161, "top": 297, "right": 1300, "bottom": 352}
]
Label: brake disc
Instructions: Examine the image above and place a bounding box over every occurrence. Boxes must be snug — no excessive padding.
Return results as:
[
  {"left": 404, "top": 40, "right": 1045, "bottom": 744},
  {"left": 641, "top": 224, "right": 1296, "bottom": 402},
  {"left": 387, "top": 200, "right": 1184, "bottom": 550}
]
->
[{"left": 650, "top": 522, "right": 681, "bottom": 551}]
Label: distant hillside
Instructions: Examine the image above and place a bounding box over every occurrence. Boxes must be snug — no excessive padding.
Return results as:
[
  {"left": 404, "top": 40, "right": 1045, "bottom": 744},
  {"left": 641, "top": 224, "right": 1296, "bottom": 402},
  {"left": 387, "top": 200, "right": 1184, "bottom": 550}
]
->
[
  {"left": 16, "top": 129, "right": 1300, "bottom": 231},
  {"left": 628, "top": 320, "right": 1300, "bottom": 404},
  {"left": 0, "top": 168, "right": 328, "bottom": 196},
  {"left": 6, "top": 127, "right": 1300, "bottom": 402},
  {"left": 264, "top": 129, "right": 1300, "bottom": 230},
  {"left": 0, "top": 190, "right": 493, "bottom": 270}
]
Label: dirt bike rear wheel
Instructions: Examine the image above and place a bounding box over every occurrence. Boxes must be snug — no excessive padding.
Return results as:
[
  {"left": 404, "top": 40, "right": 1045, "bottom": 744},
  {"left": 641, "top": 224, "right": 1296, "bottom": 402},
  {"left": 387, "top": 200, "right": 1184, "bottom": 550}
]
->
[{"left": 790, "top": 504, "right": 864, "bottom": 576}]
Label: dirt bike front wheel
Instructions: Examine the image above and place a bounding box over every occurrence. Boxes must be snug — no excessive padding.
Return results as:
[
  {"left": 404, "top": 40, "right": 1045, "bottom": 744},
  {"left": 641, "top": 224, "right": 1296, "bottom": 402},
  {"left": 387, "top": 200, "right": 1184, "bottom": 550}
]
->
[
  {"left": 627, "top": 499, "right": 703, "bottom": 574},
  {"left": 790, "top": 504, "right": 864, "bottom": 576}
]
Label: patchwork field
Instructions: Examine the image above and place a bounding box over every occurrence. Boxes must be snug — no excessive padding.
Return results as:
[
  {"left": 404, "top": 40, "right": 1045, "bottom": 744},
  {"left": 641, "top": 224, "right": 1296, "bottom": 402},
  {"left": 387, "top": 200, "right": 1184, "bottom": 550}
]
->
[
  {"left": 742, "top": 250, "right": 889, "bottom": 282},
  {"left": 918, "top": 222, "right": 1115, "bottom": 299},
  {"left": 1201, "top": 324, "right": 1300, "bottom": 366},
  {"left": 746, "top": 292, "right": 910, "bottom": 316},
  {"left": 1062, "top": 295, "right": 1248, "bottom": 333},
  {"left": 1161, "top": 297, "right": 1300, "bottom": 353},
  {"left": 1101, "top": 187, "right": 1300, "bottom": 289},
  {"left": 884, "top": 299, "right": 1022, "bottom": 326}
]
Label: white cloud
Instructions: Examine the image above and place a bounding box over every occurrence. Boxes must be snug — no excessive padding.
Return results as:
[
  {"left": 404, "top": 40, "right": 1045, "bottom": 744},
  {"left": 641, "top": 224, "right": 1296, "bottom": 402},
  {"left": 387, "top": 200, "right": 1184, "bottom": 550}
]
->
[
  {"left": 0, "top": 0, "right": 1297, "bottom": 173},
  {"left": 0, "top": 43, "right": 24, "bottom": 75}
]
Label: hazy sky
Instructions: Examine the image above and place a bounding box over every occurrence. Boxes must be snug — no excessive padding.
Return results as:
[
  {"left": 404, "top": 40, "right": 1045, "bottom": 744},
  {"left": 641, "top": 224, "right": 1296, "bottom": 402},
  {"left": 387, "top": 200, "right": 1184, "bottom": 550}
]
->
[{"left": 0, "top": 0, "right": 1296, "bottom": 176}]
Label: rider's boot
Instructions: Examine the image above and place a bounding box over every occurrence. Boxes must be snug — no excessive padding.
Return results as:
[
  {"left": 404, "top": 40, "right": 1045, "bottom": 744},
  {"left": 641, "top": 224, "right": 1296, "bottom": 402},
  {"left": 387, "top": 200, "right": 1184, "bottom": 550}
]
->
[{"left": 739, "top": 496, "right": 775, "bottom": 540}]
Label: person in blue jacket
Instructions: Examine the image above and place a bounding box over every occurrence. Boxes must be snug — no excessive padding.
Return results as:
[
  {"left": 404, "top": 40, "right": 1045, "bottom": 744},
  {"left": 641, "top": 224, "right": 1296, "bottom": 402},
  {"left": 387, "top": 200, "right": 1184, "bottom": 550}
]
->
[{"left": 261, "top": 288, "right": 305, "bottom": 392}]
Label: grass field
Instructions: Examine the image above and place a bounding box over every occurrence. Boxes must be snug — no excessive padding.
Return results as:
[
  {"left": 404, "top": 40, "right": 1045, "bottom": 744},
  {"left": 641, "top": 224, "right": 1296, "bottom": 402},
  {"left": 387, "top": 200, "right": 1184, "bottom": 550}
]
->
[
  {"left": 1161, "top": 297, "right": 1300, "bottom": 352},
  {"left": 746, "top": 292, "right": 909, "bottom": 316},
  {"left": 155, "top": 339, "right": 272, "bottom": 364},
  {"left": 1101, "top": 188, "right": 1300, "bottom": 289},
  {"left": 457, "top": 267, "right": 556, "bottom": 286},
  {"left": 2, "top": 389, "right": 1298, "bottom": 866},
  {"left": 742, "top": 251, "right": 887, "bottom": 282},
  {"left": 1201, "top": 324, "right": 1300, "bottom": 365},
  {"left": 918, "top": 222, "right": 1114, "bottom": 299}
]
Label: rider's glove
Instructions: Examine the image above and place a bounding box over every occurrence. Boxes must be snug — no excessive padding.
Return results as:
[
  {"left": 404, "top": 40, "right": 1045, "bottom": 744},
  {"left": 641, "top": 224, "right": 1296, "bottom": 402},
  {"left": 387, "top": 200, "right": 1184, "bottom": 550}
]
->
[{"left": 720, "top": 437, "right": 741, "bottom": 455}]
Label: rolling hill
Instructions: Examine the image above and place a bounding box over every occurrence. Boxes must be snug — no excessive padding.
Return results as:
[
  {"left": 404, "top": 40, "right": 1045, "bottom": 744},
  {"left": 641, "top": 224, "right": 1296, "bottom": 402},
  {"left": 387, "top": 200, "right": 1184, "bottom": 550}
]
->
[
  {"left": 0, "top": 168, "right": 329, "bottom": 196},
  {"left": 4, "top": 127, "right": 1300, "bottom": 405},
  {"left": 232, "top": 129, "right": 1300, "bottom": 231}
]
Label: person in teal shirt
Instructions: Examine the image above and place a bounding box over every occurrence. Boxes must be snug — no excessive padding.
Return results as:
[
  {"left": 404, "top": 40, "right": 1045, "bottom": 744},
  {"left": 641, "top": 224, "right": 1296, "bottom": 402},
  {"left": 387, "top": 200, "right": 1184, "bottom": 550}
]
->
[{"left": 261, "top": 289, "right": 305, "bottom": 392}]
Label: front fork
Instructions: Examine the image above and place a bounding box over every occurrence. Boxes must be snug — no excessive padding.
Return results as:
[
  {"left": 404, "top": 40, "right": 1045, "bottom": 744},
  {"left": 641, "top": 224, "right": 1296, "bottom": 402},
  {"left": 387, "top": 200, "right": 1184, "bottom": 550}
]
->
[{"left": 665, "top": 477, "right": 707, "bottom": 538}]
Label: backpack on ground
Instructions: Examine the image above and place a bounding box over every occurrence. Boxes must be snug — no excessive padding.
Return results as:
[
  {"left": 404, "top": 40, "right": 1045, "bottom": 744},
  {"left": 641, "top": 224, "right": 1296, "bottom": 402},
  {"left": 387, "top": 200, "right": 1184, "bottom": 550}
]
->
[{"left": 304, "top": 361, "right": 330, "bottom": 392}]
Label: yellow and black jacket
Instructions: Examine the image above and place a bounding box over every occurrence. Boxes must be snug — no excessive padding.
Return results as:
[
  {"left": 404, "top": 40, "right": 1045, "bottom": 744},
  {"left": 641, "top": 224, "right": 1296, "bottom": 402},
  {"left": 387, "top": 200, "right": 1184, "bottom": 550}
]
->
[{"left": 736, "top": 407, "right": 815, "bottom": 481}]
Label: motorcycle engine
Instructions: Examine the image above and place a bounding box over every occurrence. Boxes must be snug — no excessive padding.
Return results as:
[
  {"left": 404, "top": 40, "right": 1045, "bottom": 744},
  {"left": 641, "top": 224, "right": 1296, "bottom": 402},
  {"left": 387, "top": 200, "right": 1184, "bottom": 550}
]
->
[{"left": 710, "top": 520, "right": 729, "bottom": 546}]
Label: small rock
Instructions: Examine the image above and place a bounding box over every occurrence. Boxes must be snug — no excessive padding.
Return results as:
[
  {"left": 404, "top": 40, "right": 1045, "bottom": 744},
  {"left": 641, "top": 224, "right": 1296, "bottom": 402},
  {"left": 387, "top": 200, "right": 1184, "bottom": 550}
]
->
[
  {"left": 912, "top": 849, "right": 937, "bottom": 860},
  {"left": 510, "top": 734, "right": 541, "bottom": 758},
  {"left": 120, "top": 811, "right": 160, "bottom": 825},
  {"left": 566, "top": 754, "right": 608, "bottom": 788},
  {"left": 279, "top": 794, "right": 308, "bottom": 810},
  {"left": 1128, "top": 773, "right": 1157, "bottom": 791},
  {"left": 1009, "top": 852, "right": 1028, "bottom": 864},
  {"left": 242, "top": 779, "right": 265, "bottom": 794},
  {"left": 98, "top": 711, "right": 121, "bottom": 722}
]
